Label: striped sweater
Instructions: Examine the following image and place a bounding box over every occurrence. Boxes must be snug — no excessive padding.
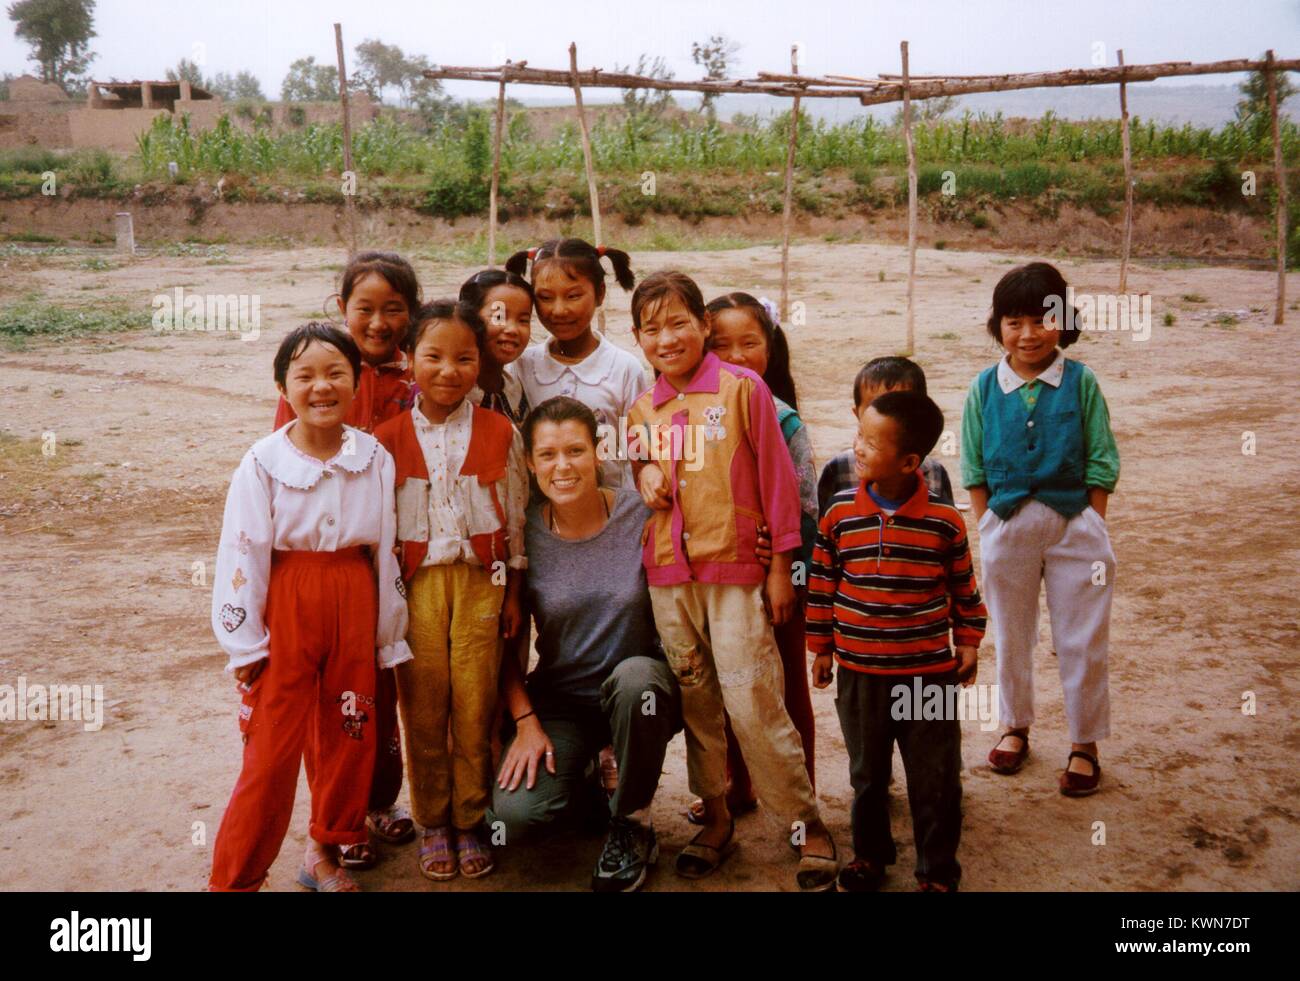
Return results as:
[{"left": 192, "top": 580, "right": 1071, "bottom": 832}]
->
[{"left": 807, "top": 473, "right": 987, "bottom": 675}]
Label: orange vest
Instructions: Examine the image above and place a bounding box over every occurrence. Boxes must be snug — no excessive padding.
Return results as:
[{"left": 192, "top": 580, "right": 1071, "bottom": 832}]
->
[{"left": 374, "top": 405, "right": 514, "bottom": 582}]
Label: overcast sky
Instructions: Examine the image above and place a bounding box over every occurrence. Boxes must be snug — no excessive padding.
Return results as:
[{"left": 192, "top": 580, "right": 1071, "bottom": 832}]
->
[{"left": 3, "top": 0, "right": 1297, "bottom": 102}]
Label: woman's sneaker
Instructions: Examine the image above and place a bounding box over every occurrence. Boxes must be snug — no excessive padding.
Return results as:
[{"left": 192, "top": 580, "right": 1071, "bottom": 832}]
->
[{"left": 591, "top": 817, "right": 658, "bottom": 893}]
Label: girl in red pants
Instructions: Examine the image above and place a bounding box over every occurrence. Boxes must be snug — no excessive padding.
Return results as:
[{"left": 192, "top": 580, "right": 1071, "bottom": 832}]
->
[
  {"left": 273, "top": 252, "right": 424, "bottom": 869},
  {"left": 209, "top": 322, "right": 411, "bottom": 892}
]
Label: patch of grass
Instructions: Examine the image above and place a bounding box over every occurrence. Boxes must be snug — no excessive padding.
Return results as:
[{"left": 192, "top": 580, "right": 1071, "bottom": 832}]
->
[
  {"left": 1181, "top": 293, "right": 1207, "bottom": 303},
  {"left": 156, "top": 241, "right": 230, "bottom": 258},
  {"left": 0, "top": 431, "right": 78, "bottom": 504},
  {"left": 1211, "top": 313, "right": 1239, "bottom": 329},
  {"left": 1162, "top": 312, "right": 1176, "bottom": 326},
  {"left": 0, "top": 147, "right": 63, "bottom": 175},
  {"left": 2, "top": 231, "right": 60, "bottom": 244},
  {"left": 935, "top": 332, "right": 960, "bottom": 340},
  {"left": 79, "top": 257, "right": 118, "bottom": 271},
  {"left": 0, "top": 294, "right": 149, "bottom": 349}
]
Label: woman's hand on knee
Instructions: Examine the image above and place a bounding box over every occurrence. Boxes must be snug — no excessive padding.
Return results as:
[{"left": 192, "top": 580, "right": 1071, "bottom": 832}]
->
[{"left": 497, "top": 717, "right": 556, "bottom": 792}]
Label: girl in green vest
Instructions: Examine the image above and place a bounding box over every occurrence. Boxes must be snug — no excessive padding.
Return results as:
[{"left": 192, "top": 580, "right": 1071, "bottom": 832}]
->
[{"left": 961, "top": 262, "right": 1120, "bottom": 797}]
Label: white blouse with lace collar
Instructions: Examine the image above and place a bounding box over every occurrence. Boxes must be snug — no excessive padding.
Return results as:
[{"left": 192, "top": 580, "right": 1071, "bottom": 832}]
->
[{"left": 211, "top": 422, "right": 412, "bottom": 672}]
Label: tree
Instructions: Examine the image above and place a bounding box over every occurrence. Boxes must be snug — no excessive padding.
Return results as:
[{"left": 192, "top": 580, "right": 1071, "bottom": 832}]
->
[
  {"left": 204, "top": 70, "right": 265, "bottom": 101},
  {"left": 402, "top": 53, "right": 443, "bottom": 109},
  {"left": 891, "top": 94, "right": 957, "bottom": 127},
  {"left": 1236, "top": 54, "right": 1296, "bottom": 141},
  {"left": 615, "top": 54, "right": 675, "bottom": 119},
  {"left": 8, "top": 0, "right": 97, "bottom": 94},
  {"left": 352, "top": 40, "right": 443, "bottom": 108},
  {"left": 691, "top": 34, "right": 738, "bottom": 118},
  {"left": 354, "top": 38, "right": 405, "bottom": 103},
  {"left": 281, "top": 56, "right": 339, "bottom": 102},
  {"left": 230, "top": 70, "right": 264, "bottom": 101},
  {"left": 165, "top": 58, "right": 206, "bottom": 88}
]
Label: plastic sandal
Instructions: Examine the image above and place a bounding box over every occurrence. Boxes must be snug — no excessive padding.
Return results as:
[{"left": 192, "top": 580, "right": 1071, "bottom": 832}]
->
[
  {"left": 418, "top": 827, "right": 458, "bottom": 881},
  {"left": 298, "top": 841, "right": 361, "bottom": 892},
  {"left": 337, "top": 840, "right": 376, "bottom": 870},
  {"left": 796, "top": 838, "right": 838, "bottom": 892},
  {"left": 368, "top": 805, "right": 416, "bottom": 845},
  {"left": 455, "top": 826, "right": 495, "bottom": 879},
  {"left": 675, "top": 819, "right": 736, "bottom": 879}
]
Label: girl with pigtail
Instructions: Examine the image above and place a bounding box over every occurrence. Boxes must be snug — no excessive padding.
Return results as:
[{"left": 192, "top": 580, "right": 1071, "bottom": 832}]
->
[{"left": 506, "top": 239, "right": 647, "bottom": 490}]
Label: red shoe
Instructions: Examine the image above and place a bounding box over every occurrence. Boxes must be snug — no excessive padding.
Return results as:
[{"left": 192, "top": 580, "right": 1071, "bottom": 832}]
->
[
  {"left": 1059, "top": 750, "right": 1102, "bottom": 797},
  {"left": 987, "top": 730, "right": 1029, "bottom": 774},
  {"left": 917, "top": 877, "right": 958, "bottom": 892}
]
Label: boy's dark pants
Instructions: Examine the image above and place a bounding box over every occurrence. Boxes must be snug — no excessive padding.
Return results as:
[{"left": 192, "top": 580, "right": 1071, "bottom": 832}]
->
[{"left": 835, "top": 666, "right": 963, "bottom": 885}]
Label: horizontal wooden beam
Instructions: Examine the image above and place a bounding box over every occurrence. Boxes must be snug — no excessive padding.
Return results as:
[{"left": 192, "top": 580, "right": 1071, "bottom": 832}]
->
[
  {"left": 857, "top": 57, "right": 1300, "bottom": 105},
  {"left": 425, "top": 55, "right": 1299, "bottom": 105}
]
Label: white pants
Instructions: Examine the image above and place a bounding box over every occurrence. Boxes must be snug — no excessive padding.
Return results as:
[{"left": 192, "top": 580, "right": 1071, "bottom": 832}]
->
[{"left": 978, "top": 499, "right": 1114, "bottom": 743}]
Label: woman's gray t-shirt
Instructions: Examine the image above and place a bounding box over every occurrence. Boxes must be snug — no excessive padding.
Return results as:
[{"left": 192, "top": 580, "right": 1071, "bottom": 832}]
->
[{"left": 524, "top": 487, "right": 659, "bottom": 705}]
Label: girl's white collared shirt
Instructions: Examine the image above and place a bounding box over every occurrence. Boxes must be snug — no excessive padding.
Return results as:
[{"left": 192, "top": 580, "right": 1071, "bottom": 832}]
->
[
  {"left": 516, "top": 333, "right": 648, "bottom": 489},
  {"left": 211, "top": 422, "right": 412, "bottom": 672},
  {"left": 408, "top": 396, "right": 529, "bottom": 570}
]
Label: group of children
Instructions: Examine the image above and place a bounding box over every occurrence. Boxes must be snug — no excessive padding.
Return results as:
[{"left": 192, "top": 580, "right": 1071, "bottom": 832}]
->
[{"left": 208, "top": 237, "right": 1119, "bottom": 893}]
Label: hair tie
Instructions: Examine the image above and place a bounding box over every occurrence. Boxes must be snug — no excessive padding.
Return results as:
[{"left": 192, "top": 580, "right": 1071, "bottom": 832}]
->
[
  {"left": 758, "top": 296, "right": 781, "bottom": 328},
  {"left": 527, "top": 247, "right": 538, "bottom": 260},
  {"left": 596, "top": 245, "right": 606, "bottom": 257}
]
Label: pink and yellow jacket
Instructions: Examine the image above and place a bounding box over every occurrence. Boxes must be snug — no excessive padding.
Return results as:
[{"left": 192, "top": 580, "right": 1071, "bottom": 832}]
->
[{"left": 628, "top": 351, "right": 802, "bottom": 587}]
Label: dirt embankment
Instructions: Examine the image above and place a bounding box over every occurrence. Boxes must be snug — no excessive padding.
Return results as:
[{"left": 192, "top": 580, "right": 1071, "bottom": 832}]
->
[{"left": 1, "top": 192, "right": 1280, "bottom": 265}]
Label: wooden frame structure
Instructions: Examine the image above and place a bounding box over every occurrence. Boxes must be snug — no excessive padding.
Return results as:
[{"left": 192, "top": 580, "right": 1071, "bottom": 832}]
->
[{"left": 406, "top": 47, "right": 1298, "bottom": 341}]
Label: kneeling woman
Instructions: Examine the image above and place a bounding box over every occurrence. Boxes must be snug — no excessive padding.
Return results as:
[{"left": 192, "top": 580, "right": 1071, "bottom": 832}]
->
[{"left": 491, "top": 397, "right": 681, "bottom": 893}]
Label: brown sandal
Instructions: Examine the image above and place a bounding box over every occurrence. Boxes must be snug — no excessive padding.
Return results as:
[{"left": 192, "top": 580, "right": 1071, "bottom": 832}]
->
[
  {"left": 1059, "top": 750, "right": 1102, "bottom": 797},
  {"left": 988, "top": 730, "right": 1029, "bottom": 774}
]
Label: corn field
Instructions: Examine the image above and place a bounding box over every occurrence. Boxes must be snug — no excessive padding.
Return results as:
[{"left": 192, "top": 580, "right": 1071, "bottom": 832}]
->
[{"left": 129, "top": 106, "right": 1299, "bottom": 183}]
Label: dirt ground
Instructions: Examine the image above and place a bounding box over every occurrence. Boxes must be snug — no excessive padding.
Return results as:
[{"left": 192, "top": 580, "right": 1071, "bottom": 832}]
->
[{"left": 0, "top": 239, "right": 1296, "bottom": 892}]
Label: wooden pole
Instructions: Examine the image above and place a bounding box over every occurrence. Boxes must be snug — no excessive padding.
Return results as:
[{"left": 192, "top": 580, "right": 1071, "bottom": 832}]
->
[
  {"left": 1267, "top": 49, "right": 1288, "bottom": 325},
  {"left": 901, "top": 41, "right": 917, "bottom": 356},
  {"left": 780, "top": 44, "right": 801, "bottom": 324},
  {"left": 1118, "top": 50, "right": 1133, "bottom": 294},
  {"left": 334, "top": 23, "right": 358, "bottom": 256},
  {"left": 488, "top": 71, "right": 508, "bottom": 267},
  {"left": 569, "top": 42, "right": 606, "bottom": 334}
]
